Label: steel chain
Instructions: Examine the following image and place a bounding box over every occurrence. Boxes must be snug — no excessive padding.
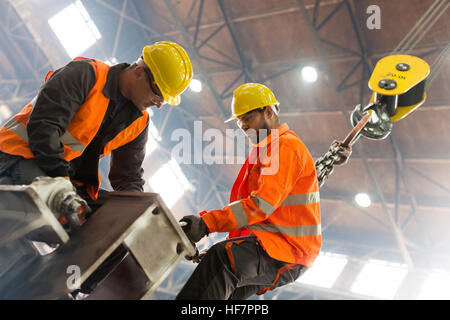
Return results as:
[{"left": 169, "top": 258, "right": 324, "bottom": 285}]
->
[{"left": 315, "top": 143, "right": 345, "bottom": 188}]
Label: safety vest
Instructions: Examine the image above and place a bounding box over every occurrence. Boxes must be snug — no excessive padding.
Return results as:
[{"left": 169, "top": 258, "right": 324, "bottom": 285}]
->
[
  {"left": 0, "top": 58, "right": 149, "bottom": 199},
  {"left": 201, "top": 124, "right": 321, "bottom": 267}
]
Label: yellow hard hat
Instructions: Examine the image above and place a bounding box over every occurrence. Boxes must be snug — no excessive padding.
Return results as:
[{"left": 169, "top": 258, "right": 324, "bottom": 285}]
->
[
  {"left": 142, "top": 41, "right": 193, "bottom": 106},
  {"left": 225, "top": 83, "right": 279, "bottom": 123}
]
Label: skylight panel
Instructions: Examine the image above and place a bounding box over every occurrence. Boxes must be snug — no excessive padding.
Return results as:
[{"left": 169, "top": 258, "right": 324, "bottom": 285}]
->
[
  {"left": 48, "top": 1, "right": 101, "bottom": 59},
  {"left": 350, "top": 259, "right": 408, "bottom": 299},
  {"left": 296, "top": 252, "right": 348, "bottom": 288},
  {"left": 417, "top": 269, "right": 450, "bottom": 300}
]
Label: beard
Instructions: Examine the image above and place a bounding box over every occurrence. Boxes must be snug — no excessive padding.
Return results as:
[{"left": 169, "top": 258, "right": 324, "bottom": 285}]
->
[
  {"left": 244, "top": 129, "right": 258, "bottom": 145},
  {"left": 244, "top": 120, "right": 270, "bottom": 145}
]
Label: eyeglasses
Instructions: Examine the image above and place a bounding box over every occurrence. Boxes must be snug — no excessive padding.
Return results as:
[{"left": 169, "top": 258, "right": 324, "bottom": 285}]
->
[
  {"left": 236, "top": 108, "right": 265, "bottom": 128},
  {"left": 143, "top": 67, "right": 163, "bottom": 99}
]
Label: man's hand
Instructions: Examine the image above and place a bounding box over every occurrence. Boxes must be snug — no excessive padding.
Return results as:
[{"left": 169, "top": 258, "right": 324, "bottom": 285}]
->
[
  {"left": 185, "top": 248, "right": 208, "bottom": 263},
  {"left": 332, "top": 140, "right": 352, "bottom": 165},
  {"left": 179, "top": 215, "right": 209, "bottom": 243}
]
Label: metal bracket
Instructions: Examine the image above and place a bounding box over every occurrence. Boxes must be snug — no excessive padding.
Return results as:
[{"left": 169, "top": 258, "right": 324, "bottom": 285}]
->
[{"left": 0, "top": 191, "right": 196, "bottom": 299}]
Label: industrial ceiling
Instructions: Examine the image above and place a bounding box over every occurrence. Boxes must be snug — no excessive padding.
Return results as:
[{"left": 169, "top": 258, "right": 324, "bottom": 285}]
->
[{"left": 0, "top": 0, "right": 449, "bottom": 300}]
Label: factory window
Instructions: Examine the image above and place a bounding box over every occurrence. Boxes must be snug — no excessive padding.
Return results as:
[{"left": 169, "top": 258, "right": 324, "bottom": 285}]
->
[
  {"left": 296, "top": 251, "right": 348, "bottom": 288},
  {"left": 417, "top": 269, "right": 450, "bottom": 300},
  {"left": 350, "top": 259, "right": 408, "bottom": 299}
]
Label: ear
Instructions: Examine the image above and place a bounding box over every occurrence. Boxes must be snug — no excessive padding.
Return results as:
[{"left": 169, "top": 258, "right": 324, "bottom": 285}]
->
[
  {"left": 134, "top": 66, "right": 145, "bottom": 79},
  {"left": 264, "top": 105, "right": 274, "bottom": 119}
]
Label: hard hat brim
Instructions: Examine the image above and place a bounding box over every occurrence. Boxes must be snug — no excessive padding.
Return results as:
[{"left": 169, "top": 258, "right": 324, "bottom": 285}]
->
[
  {"left": 224, "top": 102, "right": 280, "bottom": 123},
  {"left": 164, "top": 92, "right": 181, "bottom": 106},
  {"left": 224, "top": 115, "right": 236, "bottom": 123}
]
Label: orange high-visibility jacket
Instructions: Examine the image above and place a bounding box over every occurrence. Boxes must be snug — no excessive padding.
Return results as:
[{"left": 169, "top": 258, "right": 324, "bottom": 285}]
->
[
  {"left": 201, "top": 123, "right": 321, "bottom": 267},
  {"left": 0, "top": 58, "right": 149, "bottom": 199}
]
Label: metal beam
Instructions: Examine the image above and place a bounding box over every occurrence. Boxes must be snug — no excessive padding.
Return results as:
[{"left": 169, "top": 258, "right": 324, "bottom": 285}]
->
[
  {"left": 111, "top": 0, "right": 128, "bottom": 60},
  {"left": 158, "top": 0, "right": 345, "bottom": 39},
  {"left": 7, "top": 0, "right": 66, "bottom": 69},
  {"left": 320, "top": 194, "right": 450, "bottom": 213},
  {"left": 162, "top": 0, "right": 229, "bottom": 118},
  {"left": 95, "top": 0, "right": 159, "bottom": 37},
  {"left": 345, "top": 0, "right": 372, "bottom": 74},
  {"left": 277, "top": 104, "right": 450, "bottom": 118},
  {"left": 220, "top": 72, "right": 243, "bottom": 99},
  {"left": 337, "top": 59, "right": 362, "bottom": 91},
  {"left": 217, "top": 0, "right": 252, "bottom": 82},
  {"left": 319, "top": 37, "right": 362, "bottom": 56},
  {"left": 195, "top": 42, "right": 449, "bottom": 78},
  {"left": 408, "top": 166, "right": 450, "bottom": 195},
  {"left": 193, "top": 0, "right": 205, "bottom": 47},
  {"left": 315, "top": 0, "right": 346, "bottom": 31},
  {"left": 125, "top": 0, "right": 240, "bottom": 131},
  {"left": 0, "top": 15, "right": 41, "bottom": 82},
  {"left": 321, "top": 198, "right": 389, "bottom": 230},
  {"left": 196, "top": 24, "right": 225, "bottom": 50},
  {"left": 312, "top": 0, "right": 322, "bottom": 27}
]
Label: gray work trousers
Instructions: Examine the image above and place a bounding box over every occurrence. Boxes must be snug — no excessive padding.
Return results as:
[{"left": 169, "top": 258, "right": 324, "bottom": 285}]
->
[{"left": 176, "top": 235, "right": 308, "bottom": 300}]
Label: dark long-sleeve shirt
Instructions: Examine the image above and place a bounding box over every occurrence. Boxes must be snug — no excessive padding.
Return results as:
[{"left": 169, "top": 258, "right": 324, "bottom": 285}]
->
[{"left": 25, "top": 59, "right": 148, "bottom": 192}]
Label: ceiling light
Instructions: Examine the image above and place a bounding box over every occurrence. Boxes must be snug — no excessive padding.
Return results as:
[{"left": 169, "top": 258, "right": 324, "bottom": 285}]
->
[
  {"left": 189, "top": 79, "right": 202, "bottom": 92},
  {"left": 355, "top": 192, "right": 371, "bottom": 207},
  {"left": 301, "top": 66, "right": 318, "bottom": 83}
]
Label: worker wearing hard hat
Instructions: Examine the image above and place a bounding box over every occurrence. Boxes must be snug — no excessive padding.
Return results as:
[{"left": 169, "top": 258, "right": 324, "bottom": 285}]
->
[
  {"left": 177, "top": 83, "right": 350, "bottom": 300},
  {"left": 0, "top": 41, "right": 192, "bottom": 200},
  {"left": 0, "top": 41, "right": 193, "bottom": 297}
]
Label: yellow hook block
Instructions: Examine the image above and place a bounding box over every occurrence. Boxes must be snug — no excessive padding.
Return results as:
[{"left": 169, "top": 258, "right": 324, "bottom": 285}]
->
[{"left": 368, "top": 54, "right": 430, "bottom": 122}]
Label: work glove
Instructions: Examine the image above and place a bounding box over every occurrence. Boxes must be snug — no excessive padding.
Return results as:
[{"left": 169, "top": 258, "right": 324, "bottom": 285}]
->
[
  {"left": 179, "top": 215, "right": 209, "bottom": 243},
  {"left": 185, "top": 248, "right": 209, "bottom": 263},
  {"left": 332, "top": 140, "right": 352, "bottom": 165}
]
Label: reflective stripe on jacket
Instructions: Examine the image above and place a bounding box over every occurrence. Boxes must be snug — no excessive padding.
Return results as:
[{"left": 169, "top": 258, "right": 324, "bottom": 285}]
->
[
  {"left": 0, "top": 58, "right": 149, "bottom": 199},
  {"left": 201, "top": 123, "right": 321, "bottom": 267}
]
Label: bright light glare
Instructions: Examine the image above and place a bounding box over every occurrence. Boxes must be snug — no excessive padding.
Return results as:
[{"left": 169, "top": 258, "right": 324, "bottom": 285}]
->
[
  {"left": 105, "top": 57, "right": 118, "bottom": 66},
  {"left": 296, "top": 252, "right": 348, "bottom": 288},
  {"left": 149, "top": 158, "right": 194, "bottom": 208},
  {"left": 0, "top": 104, "right": 12, "bottom": 123},
  {"left": 355, "top": 192, "right": 371, "bottom": 207},
  {"left": 145, "top": 136, "right": 158, "bottom": 157},
  {"left": 148, "top": 118, "right": 160, "bottom": 141},
  {"left": 351, "top": 259, "right": 408, "bottom": 299},
  {"left": 48, "top": 1, "right": 101, "bottom": 59},
  {"left": 145, "top": 118, "right": 161, "bottom": 158},
  {"left": 301, "top": 66, "right": 318, "bottom": 83},
  {"left": 417, "top": 270, "right": 450, "bottom": 300},
  {"left": 189, "top": 79, "right": 203, "bottom": 92},
  {"left": 369, "top": 110, "right": 380, "bottom": 123}
]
